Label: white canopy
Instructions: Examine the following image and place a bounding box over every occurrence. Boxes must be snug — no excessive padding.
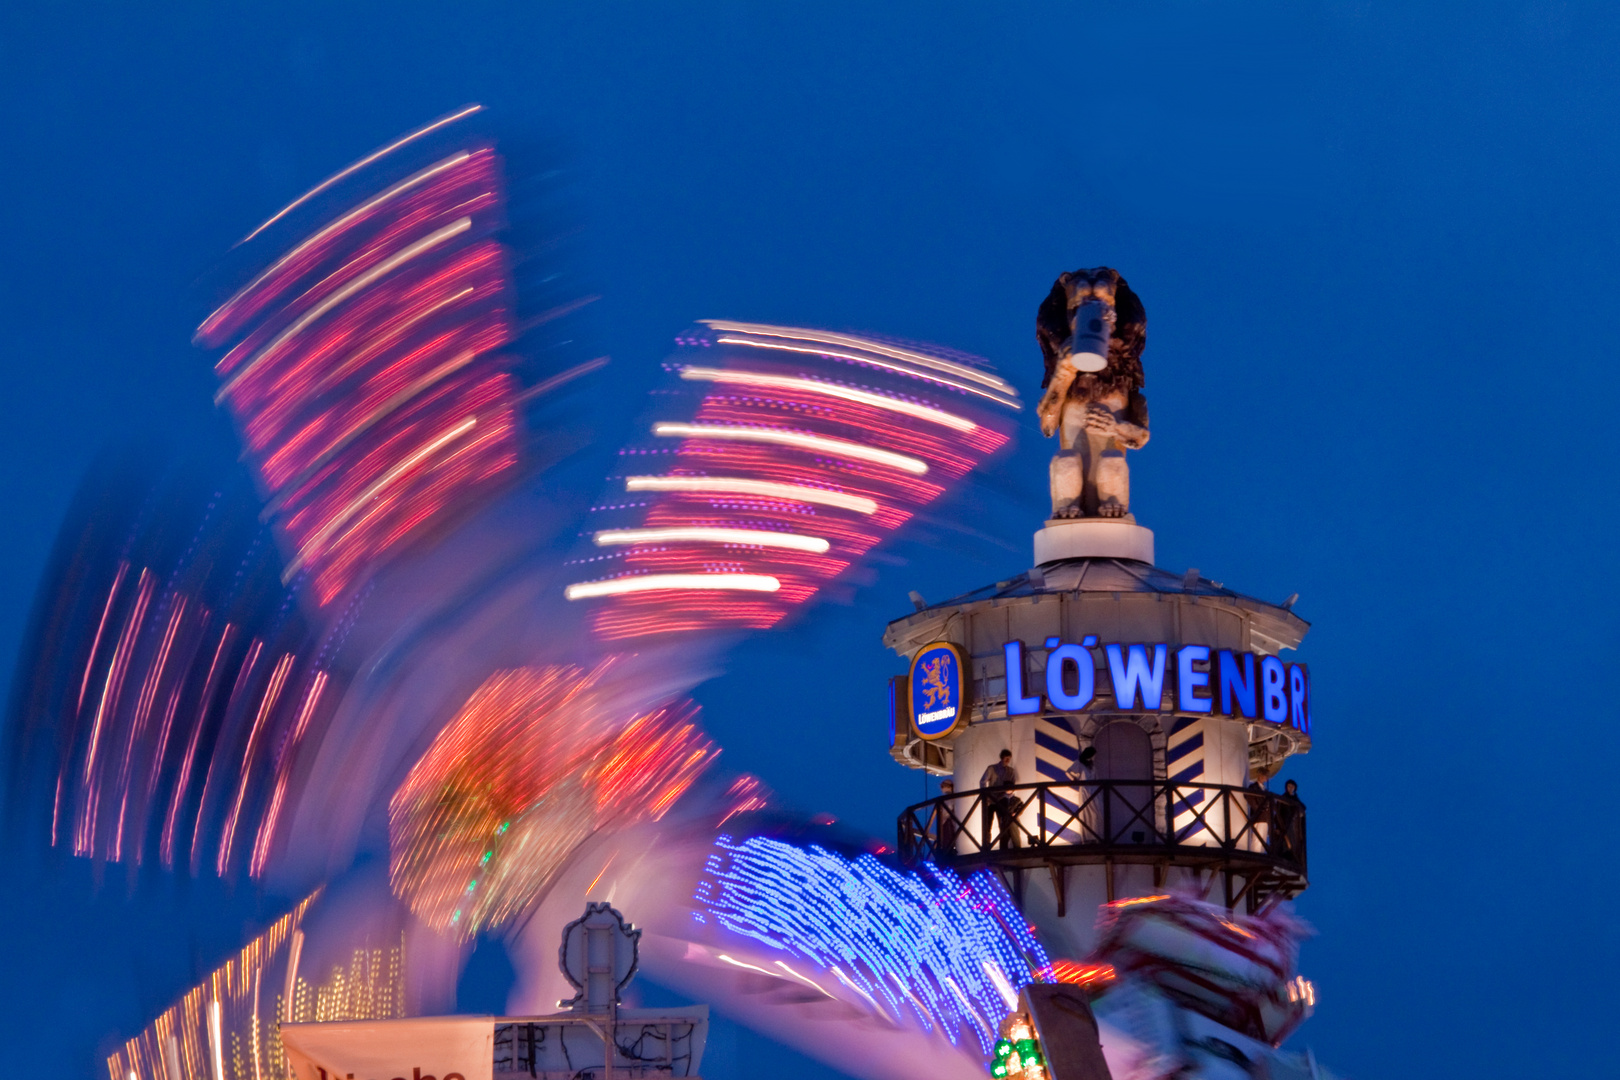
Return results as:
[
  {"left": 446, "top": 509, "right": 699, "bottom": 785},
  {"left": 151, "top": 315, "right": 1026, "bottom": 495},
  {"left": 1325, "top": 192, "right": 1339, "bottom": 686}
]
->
[{"left": 282, "top": 1016, "right": 496, "bottom": 1080}]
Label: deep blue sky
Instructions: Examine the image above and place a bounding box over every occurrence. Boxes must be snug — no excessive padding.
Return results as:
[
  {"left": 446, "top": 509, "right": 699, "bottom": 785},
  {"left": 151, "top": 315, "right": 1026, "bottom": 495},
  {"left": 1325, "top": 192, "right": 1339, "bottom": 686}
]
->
[{"left": 3, "top": 4, "right": 1618, "bottom": 1078}]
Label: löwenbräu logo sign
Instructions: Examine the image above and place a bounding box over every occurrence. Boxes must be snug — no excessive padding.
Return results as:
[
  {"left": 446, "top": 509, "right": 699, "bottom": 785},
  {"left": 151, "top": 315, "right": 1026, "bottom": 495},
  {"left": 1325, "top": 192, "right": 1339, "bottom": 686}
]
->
[{"left": 908, "top": 641, "right": 967, "bottom": 739}]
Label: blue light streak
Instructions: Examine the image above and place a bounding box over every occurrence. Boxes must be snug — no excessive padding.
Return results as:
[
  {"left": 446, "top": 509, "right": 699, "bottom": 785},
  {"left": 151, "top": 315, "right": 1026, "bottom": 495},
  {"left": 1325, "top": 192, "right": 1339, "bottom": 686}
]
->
[{"left": 696, "top": 835, "right": 1050, "bottom": 1052}]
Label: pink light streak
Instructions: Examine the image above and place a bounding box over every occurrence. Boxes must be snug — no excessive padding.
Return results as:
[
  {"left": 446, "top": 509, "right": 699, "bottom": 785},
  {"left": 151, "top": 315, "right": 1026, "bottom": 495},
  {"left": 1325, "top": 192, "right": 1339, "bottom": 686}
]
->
[
  {"left": 572, "top": 325, "right": 1015, "bottom": 640},
  {"left": 197, "top": 143, "right": 524, "bottom": 606}
]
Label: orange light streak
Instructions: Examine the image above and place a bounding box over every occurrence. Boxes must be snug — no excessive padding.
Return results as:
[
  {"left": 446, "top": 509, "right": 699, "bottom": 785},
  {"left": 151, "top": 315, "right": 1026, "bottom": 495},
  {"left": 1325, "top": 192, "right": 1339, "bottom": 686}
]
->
[
  {"left": 217, "top": 652, "right": 294, "bottom": 876},
  {"left": 77, "top": 562, "right": 129, "bottom": 713},
  {"left": 160, "top": 625, "right": 233, "bottom": 868}
]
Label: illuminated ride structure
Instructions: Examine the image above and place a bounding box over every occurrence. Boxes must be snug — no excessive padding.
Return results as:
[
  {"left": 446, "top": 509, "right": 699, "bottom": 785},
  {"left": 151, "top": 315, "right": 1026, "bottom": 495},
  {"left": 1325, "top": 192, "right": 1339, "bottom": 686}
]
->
[
  {"left": 15, "top": 99, "right": 1339, "bottom": 1079},
  {"left": 887, "top": 519, "right": 1315, "bottom": 953},
  {"left": 278, "top": 902, "right": 711, "bottom": 1080}
]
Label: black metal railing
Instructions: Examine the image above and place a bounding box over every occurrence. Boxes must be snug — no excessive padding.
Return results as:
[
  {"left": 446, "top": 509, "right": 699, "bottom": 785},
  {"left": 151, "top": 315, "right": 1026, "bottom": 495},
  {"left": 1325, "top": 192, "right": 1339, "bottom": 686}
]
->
[{"left": 897, "top": 779, "right": 1306, "bottom": 879}]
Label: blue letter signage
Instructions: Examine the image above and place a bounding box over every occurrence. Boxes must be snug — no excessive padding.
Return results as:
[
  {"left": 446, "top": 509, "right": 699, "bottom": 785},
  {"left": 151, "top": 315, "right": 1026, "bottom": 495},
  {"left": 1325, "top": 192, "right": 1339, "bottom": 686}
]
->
[
  {"left": 907, "top": 639, "right": 1312, "bottom": 739},
  {"left": 1004, "top": 640, "right": 1042, "bottom": 716},
  {"left": 1044, "top": 635, "right": 1096, "bottom": 711},
  {"left": 1177, "top": 645, "right": 1213, "bottom": 713},
  {"left": 909, "top": 641, "right": 968, "bottom": 739},
  {"left": 997, "top": 639, "right": 1310, "bottom": 733}
]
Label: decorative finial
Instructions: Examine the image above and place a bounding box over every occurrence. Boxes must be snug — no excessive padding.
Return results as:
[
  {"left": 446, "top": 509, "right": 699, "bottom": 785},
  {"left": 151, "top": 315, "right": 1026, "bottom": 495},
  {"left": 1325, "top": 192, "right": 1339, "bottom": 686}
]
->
[
  {"left": 558, "top": 901, "right": 641, "bottom": 1013},
  {"left": 1035, "top": 268, "right": 1150, "bottom": 520}
]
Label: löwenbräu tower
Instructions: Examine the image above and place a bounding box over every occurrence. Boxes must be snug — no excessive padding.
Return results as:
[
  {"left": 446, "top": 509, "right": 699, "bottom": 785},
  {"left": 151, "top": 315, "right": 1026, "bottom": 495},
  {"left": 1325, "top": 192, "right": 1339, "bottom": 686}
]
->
[{"left": 886, "top": 267, "right": 1312, "bottom": 963}]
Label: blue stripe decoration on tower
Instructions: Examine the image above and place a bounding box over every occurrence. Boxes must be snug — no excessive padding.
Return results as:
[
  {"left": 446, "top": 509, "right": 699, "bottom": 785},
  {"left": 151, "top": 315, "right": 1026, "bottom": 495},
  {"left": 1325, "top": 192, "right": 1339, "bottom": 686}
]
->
[
  {"left": 1033, "top": 717, "right": 1087, "bottom": 843},
  {"left": 1168, "top": 717, "right": 1211, "bottom": 843}
]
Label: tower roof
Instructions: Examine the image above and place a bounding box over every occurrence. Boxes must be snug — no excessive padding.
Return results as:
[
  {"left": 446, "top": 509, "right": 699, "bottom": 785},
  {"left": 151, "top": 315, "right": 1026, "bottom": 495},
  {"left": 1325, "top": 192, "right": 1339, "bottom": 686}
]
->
[
  {"left": 886, "top": 557, "right": 1309, "bottom": 657},
  {"left": 931, "top": 557, "right": 1300, "bottom": 608}
]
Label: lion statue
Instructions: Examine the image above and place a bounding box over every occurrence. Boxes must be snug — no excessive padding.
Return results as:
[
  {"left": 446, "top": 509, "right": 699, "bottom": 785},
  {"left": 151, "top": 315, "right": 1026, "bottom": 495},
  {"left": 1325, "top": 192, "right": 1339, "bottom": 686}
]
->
[{"left": 1036, "top": 267, "right": 1149, "bottom": 519}]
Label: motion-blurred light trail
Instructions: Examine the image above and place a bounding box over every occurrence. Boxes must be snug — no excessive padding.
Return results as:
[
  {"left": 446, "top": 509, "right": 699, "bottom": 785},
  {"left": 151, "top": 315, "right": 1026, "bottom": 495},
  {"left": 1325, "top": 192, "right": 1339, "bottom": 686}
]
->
[
  {"left": 592, "top": 527, "right": 832, "bottom": 554},
  {"left": 564, "top": 573, "right": 784, "bottom": 600},
  {"left": 237, "top": 104, "right": 484, "bottom": 245},
  {"left": 574, "top": 324, "right": 1016, "bottom": 638},
  {"left": 652, "top": 423, "right": 931, "bottom": 474},
  {"left": 702, "top": 320, "right": 1020, "bottom": 402},
  {"left": 1, "top": 106, "right": 1050, "bottom": 1080},
  {"left": 207, "top": 156, "right": 475, "bottom": 339},
  {"left": 712, "top": 335, "right": 1018, "bottom": 406},
  {"left": 678, "top": 367, "right": 978, "bottom": 431},
  {"left": 197, "top": 143, "right": 522, "bottom": 605},
  {"left": 107, "top": 889, "right": 325, "bottom": 1080},
  {"left": 214, "top": 216, "right": 477, "bottom": 402},
  {"left": 280, "top": 416, "right": 478, "bottom": 581},
  {"left": 387, "top": 663, "right": 715, "bottom": 939},
  {"left": 694, "top": 835, "right": 1051, "bottom": 1053},
  {"left": 6, "top": 462, "right": 347, "bottom": 880},
  {"left": 623, "top": 475, "right": 880, "bottom": 514}
]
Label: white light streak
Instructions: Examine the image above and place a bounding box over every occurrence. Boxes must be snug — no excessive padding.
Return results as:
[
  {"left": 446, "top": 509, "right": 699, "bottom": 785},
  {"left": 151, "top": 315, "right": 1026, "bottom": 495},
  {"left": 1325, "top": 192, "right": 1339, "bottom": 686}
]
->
[
  {"left": 943, "top": 975, "right": 994, "bottom": 1041},
  {"left": 208, "top": 999, "right": 226, "bottom": 1080},
  {"left": 982, "top": 960, "right": 1019, "bottom": 1010},
  {"left": 702, "top": 320, "right": 1017, "bottom": 396},
  {"left": 889, "top": 970, "right": 939, "bottom": 1031},
  {"left": 625, "top": 475, "right": 878, "bottom": 514},
  {"left": 206, "top": 155, "right": 473, "bottom": 337},
  {"left": 679, "top": 366, "right": 976, "bottom": 431},
  {"left": 564, "top": 573, "right": 781, "bottom": 601},
  {"left": 653, "top": 422, "right": 928, "bottom": 475},
  {"left": 282, "top": 929, "right": 304, "bottom": 1025},
  {"left": 593, "top": 527, "right": 829, "bottom": 553},
  {"left": 776, "top": 960, "right": 835, "bottom": 998},
  {"left": 217, "top": 217, "right": 474, "bottom": 401},
  {"left": 514, "top": 355, "right": 611, "bottom": 403},
  {"left": 240, "top": 104, "right": 483, "bottom": 244},
  {"left": 830, "top": 964, "right": 892, "bottom": 1021},
  {"left": 717, "top": 954, "right": 780, "bottom": 977},
  {"left": 713, "top": 336, "right": 1018, "bottom": 408}
]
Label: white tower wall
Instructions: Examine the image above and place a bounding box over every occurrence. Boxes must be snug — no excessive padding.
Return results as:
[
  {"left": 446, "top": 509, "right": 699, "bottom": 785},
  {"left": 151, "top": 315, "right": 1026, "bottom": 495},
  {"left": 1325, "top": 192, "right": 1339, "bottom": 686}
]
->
[{"left": 886, "top": 525, "right": 1312, "bottom": 962}]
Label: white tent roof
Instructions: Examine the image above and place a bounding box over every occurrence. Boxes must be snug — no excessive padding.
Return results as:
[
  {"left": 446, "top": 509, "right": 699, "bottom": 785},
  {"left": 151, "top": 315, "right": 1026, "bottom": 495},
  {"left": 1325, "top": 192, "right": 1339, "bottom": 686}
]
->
[{"left": 281, "top": 1016, "right": 496, "bottom": 1080}]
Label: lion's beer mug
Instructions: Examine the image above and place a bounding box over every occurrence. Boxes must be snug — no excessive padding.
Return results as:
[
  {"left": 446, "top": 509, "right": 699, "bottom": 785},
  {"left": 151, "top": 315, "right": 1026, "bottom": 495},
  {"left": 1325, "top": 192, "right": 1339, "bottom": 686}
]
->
[{"left": 1066, "top": 298, "right": 1114, "bottom": 372}]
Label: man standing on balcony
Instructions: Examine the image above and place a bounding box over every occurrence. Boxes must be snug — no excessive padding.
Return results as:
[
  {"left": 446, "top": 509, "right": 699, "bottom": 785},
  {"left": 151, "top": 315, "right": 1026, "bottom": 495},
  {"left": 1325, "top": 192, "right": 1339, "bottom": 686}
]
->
[
  {"left": 981, "top": 749, "right": 1021, "bottom": 850},
  {"left": 1275, "top": 779, "right": 1305, "bottom": 861},
  {"left": 930, "top": 779, "right": 959, "bottom": 855},
  {"left": 1065, "top": 744, "right": 1100, "bottom": 840}
]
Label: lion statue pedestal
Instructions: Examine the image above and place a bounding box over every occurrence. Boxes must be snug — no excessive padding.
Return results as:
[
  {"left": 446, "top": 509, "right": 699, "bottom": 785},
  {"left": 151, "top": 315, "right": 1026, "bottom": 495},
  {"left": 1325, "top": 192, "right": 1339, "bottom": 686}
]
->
[{"left": 1033, "top": 517, "right": 1155, "bottom": 565}]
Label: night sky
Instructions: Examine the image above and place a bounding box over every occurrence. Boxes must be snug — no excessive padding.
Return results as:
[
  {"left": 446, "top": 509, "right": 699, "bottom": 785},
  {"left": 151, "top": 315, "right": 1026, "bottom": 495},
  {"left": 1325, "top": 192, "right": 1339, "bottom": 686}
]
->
[{"left": 2, "top": 4, "right": 1617, "bottom": 1078}]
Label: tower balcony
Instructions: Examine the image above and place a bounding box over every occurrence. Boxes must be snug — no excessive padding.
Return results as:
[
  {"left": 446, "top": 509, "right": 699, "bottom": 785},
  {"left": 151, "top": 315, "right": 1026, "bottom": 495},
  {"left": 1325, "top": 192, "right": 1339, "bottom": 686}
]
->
[{"left": 897, "top": 779, "right": 1306, "bottom": 913}]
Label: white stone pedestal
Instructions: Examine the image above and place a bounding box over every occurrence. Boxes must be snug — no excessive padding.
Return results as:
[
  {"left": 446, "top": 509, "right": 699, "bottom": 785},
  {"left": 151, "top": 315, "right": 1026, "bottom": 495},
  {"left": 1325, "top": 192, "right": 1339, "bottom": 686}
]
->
[{"left": 1033, "top": 517, "right": 1155, "bottom": 565}]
